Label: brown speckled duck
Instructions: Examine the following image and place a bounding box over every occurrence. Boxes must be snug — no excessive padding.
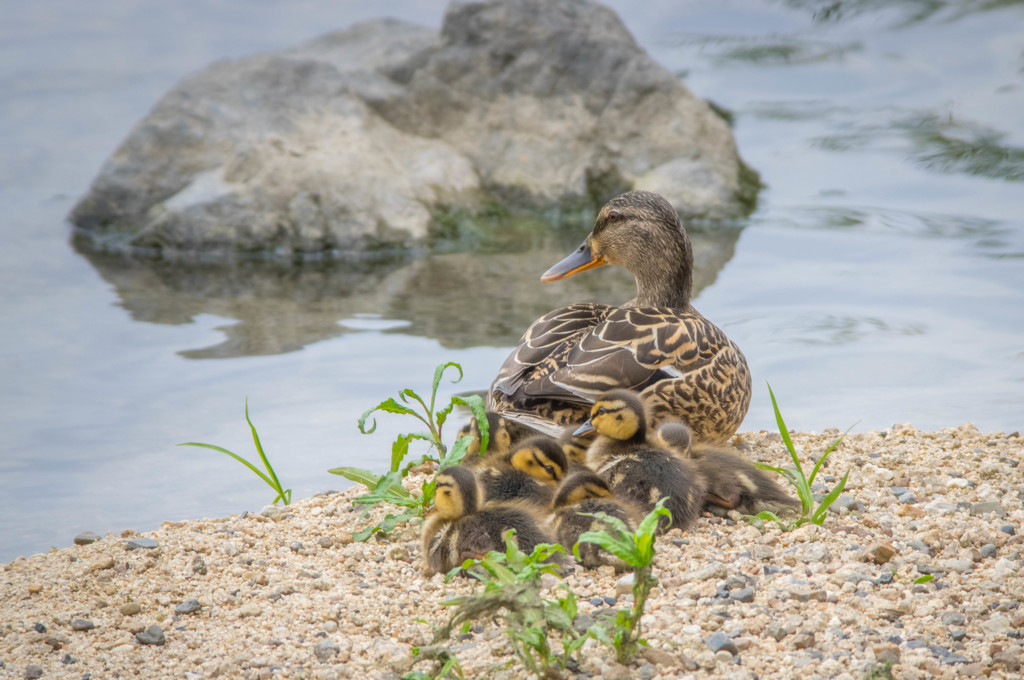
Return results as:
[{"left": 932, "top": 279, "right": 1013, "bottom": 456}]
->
[{"left": 488, "top": 190, "right": 751, "bottom": 445}]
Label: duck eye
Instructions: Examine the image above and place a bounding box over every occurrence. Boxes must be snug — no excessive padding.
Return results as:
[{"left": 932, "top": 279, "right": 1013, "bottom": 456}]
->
[
  {"left": 596, "top": 407, "right": 608, "bottom": 415},
  {"left": 607, "top": 210, "right": 622, "bottom": 221},
  {"left": 544, "top": 465, "right": 554, "bottom": 475}
]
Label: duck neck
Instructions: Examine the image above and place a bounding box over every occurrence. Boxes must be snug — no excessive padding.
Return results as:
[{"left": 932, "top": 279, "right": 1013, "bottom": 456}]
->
[{"left": 627, "top": 230, "right": 693, "bottom": 308}]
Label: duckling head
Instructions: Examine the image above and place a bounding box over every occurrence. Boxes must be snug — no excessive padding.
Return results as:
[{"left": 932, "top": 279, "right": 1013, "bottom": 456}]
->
[
  {"left": 433, "top": 466, "right": 479, "bottom": 520},
  {"left": 541, "top": 191, "right": 693, "bottom": 308},
  {"left": 552, "top": 470, "right": 613, "bottom": 508},
  {"left": 584, "top": 389, "right": 647, "bottom": 442},
  {"left": 507, "top": 437, "right": 568, "bottom": 483},
  {"left": 652, "top": 421, "right": 693, "bottom": 457}
]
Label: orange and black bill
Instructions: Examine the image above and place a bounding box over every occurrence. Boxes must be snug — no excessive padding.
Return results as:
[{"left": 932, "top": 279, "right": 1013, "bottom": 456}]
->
[{"left": 541, "top": 240, "right": 607, "bottom": 282}]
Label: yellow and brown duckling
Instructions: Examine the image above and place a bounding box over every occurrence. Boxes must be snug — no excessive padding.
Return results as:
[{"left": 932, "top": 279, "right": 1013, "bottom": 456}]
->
[
  {"left": 653, "top": 422, "right": 800, "bottom": 515},
  {"left": 551, "top": 470, "right": 645, "bottom": 570},
  {"left": 488, "top": 190, "right": 751, "bottom": 445},
  {"left": 421, "top": 465, "right": 555, "bottom": 576},
  {"left": 582, "top": 389, "right": 707, "bottom": 532},
  {"left": 477, "top": 436, "right": 569, "bottom": 506}
]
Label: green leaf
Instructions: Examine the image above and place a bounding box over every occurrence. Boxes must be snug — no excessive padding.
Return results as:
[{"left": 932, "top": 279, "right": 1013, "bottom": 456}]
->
[
  {"left": 179, "top": 442, "right": 277, "bottom": 489},
  {"left": 914, "top": 574, "right": 934, "bottom": 584},
  {"left": 452, "top": 395, "right": 488, "bottom": 455},
  {"left": 358, "top": 398, "right": 419, "bottom": 434},
  {"left": 244, "top": 400, "right": 285, "bottom": 499},
  {"left": 326, "top": 466, "right": 383, "bottom": 490},
  {"left": 431, "top": 362, "right": 464, "bottom": 403},
  {"left": 440, "top": 435, "right": 471, "bottom": 470},
  {"left": 391, "top": 434, "right": 413, "bottom": 473},
  {"left": 637, "top": 499, "right": 671, "bottom": 537},
  {"left": 811, "top": 468, "right": 851, "bottom": 525}
]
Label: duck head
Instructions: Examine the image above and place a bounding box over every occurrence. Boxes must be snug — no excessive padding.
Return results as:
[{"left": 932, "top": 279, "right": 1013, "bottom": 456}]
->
[{"left": 541, "top": 191, "right": 693, "bottom": 308}]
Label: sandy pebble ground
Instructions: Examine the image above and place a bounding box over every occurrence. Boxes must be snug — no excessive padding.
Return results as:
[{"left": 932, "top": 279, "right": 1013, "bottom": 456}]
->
[{"left": 2, "top": 424, "right": 1023, "bottom": 680}]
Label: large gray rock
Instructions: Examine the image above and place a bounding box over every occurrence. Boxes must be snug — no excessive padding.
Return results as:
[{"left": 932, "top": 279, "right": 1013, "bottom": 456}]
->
[{"left": 71, "top": 0, "right": 755, "bottom": 257}]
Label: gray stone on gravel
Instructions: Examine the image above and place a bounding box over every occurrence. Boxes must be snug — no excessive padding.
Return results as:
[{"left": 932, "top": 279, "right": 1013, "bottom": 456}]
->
[
  {"left": 792, "top": 632, "right": 816, "bottom": 650},
  {"left": 69, "top": 0, "right": 753, "bottom": 258},
  {"left": 1000, "top": 524, "right": 1016, "bottom": 535},
  {"left": 950, "top": 628, "right": 967, "bottom": 641},
  {"left": 119, "top": 602, "right": 142, "bottom": 616},
  {"left": 70, "top": 619, "right": 94, "bottom": 632},
  {"left": 981, "top": 543, "right": 997, "bottom": 558},
  {"left": 73, "top": 531, "right": 100, "bottom": 545},
  {"left": 314, "top": 639, "right": 341, "bottom": 661},
  {"left": 980, "top": 614, "right": 1011, "bottom": 635},
  {"left": 970, "top": 501, "right": 1006, "bottom": 517},
  {"left": 941, "top": 611, "right": 966, "bottom": 626},
  {"left": 730, "top": 587, "right": 755, "bottom": 603},
  {"left": 898, "top": 491, "right": 918, "bottom": 504},
  {"left": 175, "top": 599, "right": 202, "bottom": 615},
  {"left": 191, "top": 555, "right": 207, "bottom": 575},
  {"left": 706, "top": 631, "right": 739, "bottom": 655},
  {"left": 125, "top": 537, "right": 158, "bottom": 550},
  {"left": 24, "top": 665, "right": 42, "bottom": 680},
  {"left": 136, "top": 624, "right": 166, "bottom": 645},
  {"left": 830, "top": 495, "right": 863, "bottom": 513}
]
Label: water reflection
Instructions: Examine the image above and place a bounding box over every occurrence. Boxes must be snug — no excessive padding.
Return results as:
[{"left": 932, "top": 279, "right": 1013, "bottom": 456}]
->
[
  {"left": 667, "top": 34, "right": 861, "bottom": 66},
  {"left": 783, "top": 0, "right": 1024, "bottom": 27},
  {"left": 74, "top": 222, "right": 743, "bottom": 357}
]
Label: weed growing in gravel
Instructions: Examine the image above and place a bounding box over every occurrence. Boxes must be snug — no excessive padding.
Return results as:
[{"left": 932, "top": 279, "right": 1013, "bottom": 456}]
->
[
  {"left": 436, "top": 533, "right": 584, "bottom": 679},
  {"left": 749, "top": 384, "right": 852, "bottom": 531},
  {"left": 328, "top": 362, "right": 488, "bottom": 540},
  {"left": 179, "top": 400, "right": 292, "bottom": 506},
  {"left": 402, "top": 645, "right": 466, "bottom": 680},
  {"left": 575, "top": 500, "right": 671, "bottom": 664}
]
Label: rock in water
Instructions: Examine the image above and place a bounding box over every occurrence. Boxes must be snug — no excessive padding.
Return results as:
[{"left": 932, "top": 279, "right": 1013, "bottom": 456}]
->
[{"left": 70, "top": 0, "right": 755, "bottom": 259}]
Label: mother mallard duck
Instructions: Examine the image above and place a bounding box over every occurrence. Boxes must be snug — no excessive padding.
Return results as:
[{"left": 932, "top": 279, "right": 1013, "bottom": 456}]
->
[{"left": 487, "top": 190, "right": 751, "bottom": 445}]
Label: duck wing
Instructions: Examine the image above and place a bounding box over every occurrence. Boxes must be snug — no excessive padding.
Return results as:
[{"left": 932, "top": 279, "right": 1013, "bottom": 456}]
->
[
  {"left": 490, "top": 302, "right": 615, "bottom": 402},
  {"left": 490, "top": 305, "right": 738, "bottom": 421}
]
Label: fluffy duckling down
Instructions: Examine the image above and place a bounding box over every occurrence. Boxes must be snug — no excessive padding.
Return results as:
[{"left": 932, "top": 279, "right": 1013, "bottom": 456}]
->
[
  {"left": 582, "top": 389, "right": 706, "bottom": 532},
  {"left": 652, "top": 422, "right": 800, "bottom": 515},
  {"left": 421, "top": 465, "right": 555, "bottom": 576},
  {"left": 477, "top": 436, "right": 568, "bottom": 507},
  {"left": 550, "top": 469, "right": 645, "bottom": 570}
]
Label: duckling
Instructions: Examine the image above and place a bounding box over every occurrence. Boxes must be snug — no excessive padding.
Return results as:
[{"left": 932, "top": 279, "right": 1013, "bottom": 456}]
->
[
  {"left": 421, "top": 465, "right": 556, "bottom": 576},
  {"left": 489, "top": 190, "right": 751, "bottom": 445},
  {"left": 477, "top": 436, "right": 568, "bottom": 506},
  {"left": 652, "top": 422, "right": 800, "bottom": 515},
  {"left": 551, "top": 470, "right": 644, "bottom": 569},
  {"left": 457, "top": 411, "right": 514, "bottom": 466},
  {"left": 582, "top": 389, "right": 706, "bottom": 532}
]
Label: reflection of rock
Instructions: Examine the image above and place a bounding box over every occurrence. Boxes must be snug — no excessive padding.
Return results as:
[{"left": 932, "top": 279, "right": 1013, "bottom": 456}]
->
[
  {"left": 75, "top": 226, "right": 741, "bottom": 357},
  {"left": 69, "top": 0, "right": 755, "bottom": 258}
]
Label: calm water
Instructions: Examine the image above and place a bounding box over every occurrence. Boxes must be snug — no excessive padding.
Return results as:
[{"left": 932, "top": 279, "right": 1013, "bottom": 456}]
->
[{"left": 1, "top": 0, "right": 1022, "bottom": 562}]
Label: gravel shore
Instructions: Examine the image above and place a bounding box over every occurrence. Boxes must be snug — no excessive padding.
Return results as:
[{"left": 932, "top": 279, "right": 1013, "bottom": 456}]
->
[{"left": 3, "top": 424, "right": 1022, "bottom": 680}]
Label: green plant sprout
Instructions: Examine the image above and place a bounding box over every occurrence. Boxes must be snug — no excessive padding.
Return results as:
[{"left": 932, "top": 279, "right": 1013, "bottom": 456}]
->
[
  {"left": 328, "top": 362, "right": 488, "bottom": 541},
  {"left": 575, "top": 499, "right": 671, "bottom": 664},
  {"left": 437, "top": 533, "right": 583, "bottom": 679},
  {"left": 749, "top": 383, "right": 853, "bottom": 531},
  {"left": 401, "top": 645, "right": 466, "bottom": 680},
  {"left": 179, "top": 400, "right": 291, "bottom": 506}
]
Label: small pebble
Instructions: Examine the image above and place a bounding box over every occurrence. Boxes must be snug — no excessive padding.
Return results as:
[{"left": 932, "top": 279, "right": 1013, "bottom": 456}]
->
[
  {"left": 730, "top": 587, "right": 755, "bottom": 603},
  {"left": 191, "top": 555, "right": 207, "bottom": 575},
  {"left": 120, "top": 602, "right": 142, "bottom": 616},
  {"left": 980, "top": 544, "right": 997, "bottom": 559},
  {"left": 1000, "top": 524, "right": 1016, "bottom": 536},
  {"left": 314, "top": 639, "right": 340, "bottom": 661},
  {"left": 70, "top": 619, "right": 94, "bottom": 632},
  {"left": 970, "top": 501, "right": 1006, "bottom": 518},
  {"left": 705, "top": 631, "right": 739, "bottom": 655},
  {"left": 32, "top": 623, "right": 46, "bottom": 633},
  {"left": 24, "top": 665, "right": 42, "bottom": 680},
  {"left": 136, "top": 625, "right": 165, "bottom": 645},
  {"left": 125, "top": 537, "right": 158, "bottom": 550},
  {"left": 898, "top": 491, "right": 917, "bottom": 504},
  {"left": 175, "top": 599, "right": 202, "bottom": 615},
  {"left": 73, "top": 531, "right": 101, "bottom": 546},
  {"left": 941, "top": 611, "right": 966, "bottom": 626}
]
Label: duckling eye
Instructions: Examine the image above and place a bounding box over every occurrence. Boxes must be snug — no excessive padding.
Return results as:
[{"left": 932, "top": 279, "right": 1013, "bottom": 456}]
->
[{"left": 544, "top": 465, "right": 554, "bottom": 476}]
